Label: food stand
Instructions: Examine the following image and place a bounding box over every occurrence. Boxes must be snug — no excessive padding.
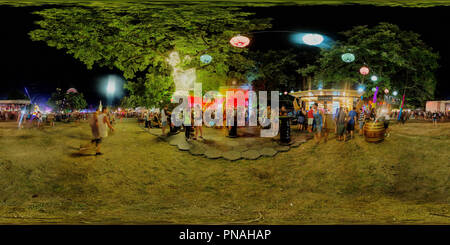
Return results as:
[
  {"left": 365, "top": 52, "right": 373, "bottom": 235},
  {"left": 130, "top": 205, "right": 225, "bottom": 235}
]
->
[{"left": 289, "top": 89, "right": 363, "bottom": 130}]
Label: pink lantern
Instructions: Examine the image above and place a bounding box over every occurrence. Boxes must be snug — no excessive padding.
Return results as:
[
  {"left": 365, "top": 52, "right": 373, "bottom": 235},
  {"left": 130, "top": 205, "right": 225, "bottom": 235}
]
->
[
  {"left": 230, "top": 35, "right": 250, "bottom": 48},
  {"left": 359, "top": 66, "right": 369, "bottom": 76},
  {"left": 66, "top": 88, "right": 78, "bottom": 94},
  {"left": 384, "top": 89, "right": 389, "bottom": 94}
]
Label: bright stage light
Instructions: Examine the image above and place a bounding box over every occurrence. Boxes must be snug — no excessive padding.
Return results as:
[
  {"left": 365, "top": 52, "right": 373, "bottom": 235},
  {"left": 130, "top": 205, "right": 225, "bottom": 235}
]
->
[{"left": 302, "top": 34, "right": 324, "bottom": 46}]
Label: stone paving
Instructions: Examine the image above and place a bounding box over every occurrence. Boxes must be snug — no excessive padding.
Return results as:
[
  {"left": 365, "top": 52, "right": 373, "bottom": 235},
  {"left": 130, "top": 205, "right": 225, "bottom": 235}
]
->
[{"left": 143, "top": 126, "right": 313, "bottom": 161}]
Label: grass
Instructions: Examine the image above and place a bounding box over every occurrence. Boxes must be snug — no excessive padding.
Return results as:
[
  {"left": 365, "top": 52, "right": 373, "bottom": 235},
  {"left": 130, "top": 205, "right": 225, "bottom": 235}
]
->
[
  {"left": 1, "top": 0, "right": 450, "bottom": 8},
  {"left": 0, "top": 119, "right": 449, "bottom": 224}
]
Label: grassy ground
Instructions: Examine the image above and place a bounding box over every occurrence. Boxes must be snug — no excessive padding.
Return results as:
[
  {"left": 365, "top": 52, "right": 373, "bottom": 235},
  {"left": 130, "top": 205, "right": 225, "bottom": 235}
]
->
[
  {"left": 1, "top": 0, "right": 450, "bottom": 8},
  {"left": 0, "top": 119, "right": 449, "bottom": 224}
]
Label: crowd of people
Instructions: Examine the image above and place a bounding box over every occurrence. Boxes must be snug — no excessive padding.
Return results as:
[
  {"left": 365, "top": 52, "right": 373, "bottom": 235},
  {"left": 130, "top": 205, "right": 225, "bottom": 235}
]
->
[
  {"left": 138, "top": 105, "right": 205, "bottom": 140},
  {"left": 294, "top": 104, "right": 395, "bottom": 144}
]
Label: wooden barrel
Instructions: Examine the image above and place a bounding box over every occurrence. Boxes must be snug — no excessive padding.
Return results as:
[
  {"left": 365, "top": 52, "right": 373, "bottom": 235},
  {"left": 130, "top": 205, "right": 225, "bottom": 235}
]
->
[{"left": 363, "top": 121, "right": 385, "bottom": 143}]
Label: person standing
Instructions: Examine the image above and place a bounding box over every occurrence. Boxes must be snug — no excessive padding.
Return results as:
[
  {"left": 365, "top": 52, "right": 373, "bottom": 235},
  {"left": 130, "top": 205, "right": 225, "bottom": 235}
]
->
[
  {"left": 312, "top": 103, "right": 323, "bottom": 144},
  {"left": 358, "top": 107, "right": 365, "bottom": 136},
  {"left": 336, "top": 107, "right": 347, "bottom": 141},
  {"left": 96, "top": 107, "right": 115, "bottom": 155},
  {"left": 193, "top": 104, "right": 203, "bottom": 140},
  {"left": 36, "top": 111, "right": 43, "bottom": 129},
  {"left": 307, "top": 106, "right": 314, "bottom": 133},
  {"left": 184, "top": 109, "right": 193, "bottom": 140},
  {"left": 347, "top": 106, "right": 357, "bottom": 139},
  {"left": 161, "top": 106, "right": 168, "bottom": 136},
  {"left": 297, "top": 108, "right": 305, "bottom": 131},
  {"left": 432, "top": 111, "right": 438, "bottom": 126},
  {"left": 144, "top": 110, "right": 149, "bottom": 128}
]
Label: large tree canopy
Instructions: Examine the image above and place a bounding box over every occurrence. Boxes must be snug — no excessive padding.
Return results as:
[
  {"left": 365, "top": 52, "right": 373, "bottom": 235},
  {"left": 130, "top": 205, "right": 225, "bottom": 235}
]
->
[
  {"left": 30, "top": 5, "right": 271, "bottom": 108},
  {"left": 47, "top": 88, "right": 87, "bottom": 112},
  {"left": 299, "top": 23, "right": 439, "bottom": 107}
]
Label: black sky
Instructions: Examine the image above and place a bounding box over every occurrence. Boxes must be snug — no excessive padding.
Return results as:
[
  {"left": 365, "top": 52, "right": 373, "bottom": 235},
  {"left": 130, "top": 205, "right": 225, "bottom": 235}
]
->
[{"left": 1, "top": 4, "right": 449, "bottom": 106}]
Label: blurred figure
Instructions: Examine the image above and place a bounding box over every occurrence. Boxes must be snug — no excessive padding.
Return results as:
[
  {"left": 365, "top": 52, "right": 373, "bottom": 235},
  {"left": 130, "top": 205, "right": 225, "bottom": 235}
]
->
[
  {"left": 193, "top": 104, "right": 203, "bottom": 140},
  {"left": 358, "top": 108, "right": 365, "bottom": 136},
  {"left": 161, "top": 106, "right": 168, "bottom": 136},
  {"left": 347, "top": 106, "right": 357, "bottom": 139},
  {"left": 335, "top": 107, "right": 347, "bottom": 141},
  {"left": 312, "top": 103, "right": 323, "bottom": 144}
]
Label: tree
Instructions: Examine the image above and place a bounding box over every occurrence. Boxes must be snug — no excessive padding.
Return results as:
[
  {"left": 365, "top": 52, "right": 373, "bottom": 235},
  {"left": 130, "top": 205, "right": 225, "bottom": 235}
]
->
[
  {"left": 250, "top": 49, "right": 308, "bottom": 92},
  {"left": 30, "top": 5, "right": 271, "bottom": 107},
  {"left": 299, "top": 23, "right": 439, "bottom": 107},
  {"left": 47, "top": 88, "right": 87, "bottom": 112}
]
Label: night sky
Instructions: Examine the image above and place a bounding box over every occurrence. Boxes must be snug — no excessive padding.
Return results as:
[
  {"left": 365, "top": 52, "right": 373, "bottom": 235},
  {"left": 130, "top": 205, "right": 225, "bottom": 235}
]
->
[{"left": 1, "top": 4, "right": 449, "bottom": 106}]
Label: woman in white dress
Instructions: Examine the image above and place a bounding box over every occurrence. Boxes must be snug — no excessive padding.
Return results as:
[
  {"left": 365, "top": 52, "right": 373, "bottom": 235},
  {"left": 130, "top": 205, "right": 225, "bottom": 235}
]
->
[{"left": 96, "top": 107, "right": 115, "bottom": 155}]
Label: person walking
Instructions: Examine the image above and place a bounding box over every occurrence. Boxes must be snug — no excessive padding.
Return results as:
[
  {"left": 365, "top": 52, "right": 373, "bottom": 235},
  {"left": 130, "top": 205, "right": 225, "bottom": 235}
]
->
[{"left": 80, "top": 111, "right": 101, "bottom": 154}]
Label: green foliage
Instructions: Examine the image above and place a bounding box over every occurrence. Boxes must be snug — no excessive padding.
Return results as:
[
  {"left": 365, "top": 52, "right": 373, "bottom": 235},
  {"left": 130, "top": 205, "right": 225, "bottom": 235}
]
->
[
  {"left": 251, "top": 49, "right": 306, "bottom": 91},
  {"left": 300, "top": 23, "right": 439, "bottom": 107},
  {"left": 30, "top": 5, "right": 271, "bottom": 108},
  {"left": 48, "top": 88, "right": 87, "bottom": 111}
]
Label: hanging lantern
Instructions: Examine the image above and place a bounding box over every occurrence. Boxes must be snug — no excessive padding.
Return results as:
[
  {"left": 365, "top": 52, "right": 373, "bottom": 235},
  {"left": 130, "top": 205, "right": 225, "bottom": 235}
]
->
[
  {"left": 370, "top": 75, "right": 378, "bottom": 82},
  {"left": 341, "top": 53, "right": 355, "bottom": 63},
  {"left": 200, "top": 54, "right": 212, "bottom": 64},
  {"left": 66, "top": 88, "right": 78, "bottom": 94},
  {"left": 360, "top": 66, "right": 370, "bottom": 76},
  {"left": 230, "top": 35, "right": 250, "bottom": 48},
  {"left": 384, "top": 89, "right": 389, "bottom": 94}
]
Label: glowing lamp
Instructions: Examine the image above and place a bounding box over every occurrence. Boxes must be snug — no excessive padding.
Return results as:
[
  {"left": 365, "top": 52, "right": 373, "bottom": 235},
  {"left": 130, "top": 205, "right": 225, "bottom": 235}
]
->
[
  {"left": 200, "top": 54, "right": 212, "bottom": 64},
  {"left": 107, "top": 80, "right": 115, "bottom": 94},
  {"left": 302, "top": 34, "right": 324, "bottom": 46},
  {"left": 230, "top": 35, "right": 250, "bottom": 48},
  {"left": 284, "top": 91, "right": 288, "bottom": 95},
  {"left": 371, "top": 75, "right": 378, "bottom": 82},
  {"left": 360, "top": 66, "right": 369, "bottom": 76},
  {"left": 341, "top": 53, "right": 355, "bottom": 63},
  {"left": 393, "top": 91, "right": 398, "bottom": 96},
  {"left": 384, "top": 89, "right": 389, "bottom": 94},
  {"left": 372, "top": 87, "right": 376, "bottom": 92},
  {"left": 66, "top": 88, "right": 78, "bottom": 94}
]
